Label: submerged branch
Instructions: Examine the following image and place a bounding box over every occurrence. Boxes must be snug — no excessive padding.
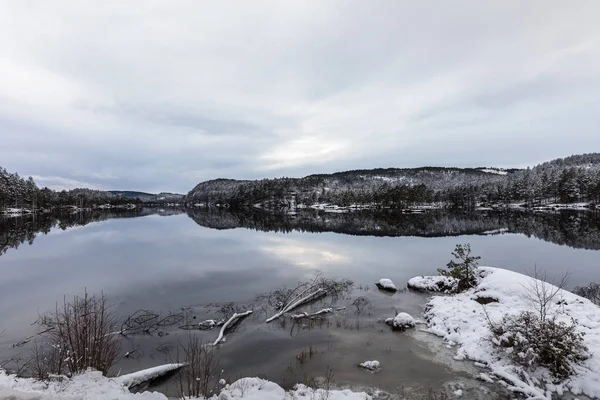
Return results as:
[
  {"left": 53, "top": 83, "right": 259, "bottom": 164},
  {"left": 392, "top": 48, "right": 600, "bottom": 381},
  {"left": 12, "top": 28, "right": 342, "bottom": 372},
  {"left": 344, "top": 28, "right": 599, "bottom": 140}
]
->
[{"left": 213, "top": 310, "right": 253, "bottom": 346}]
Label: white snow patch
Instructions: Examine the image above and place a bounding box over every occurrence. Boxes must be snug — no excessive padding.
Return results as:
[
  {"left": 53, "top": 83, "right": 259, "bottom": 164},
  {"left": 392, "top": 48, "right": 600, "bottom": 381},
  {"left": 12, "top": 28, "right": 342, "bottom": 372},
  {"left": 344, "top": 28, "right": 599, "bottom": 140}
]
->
[
  {"left": 377, "top": 278, "right": 397, "bottom": 291},
  {"left": 480, "top": 169, "right": 508, "bottom": 175},
  {"left": 359, "top": 360, "right": 380, "bottom": 372},
  {"left": 385, "top": 313, "right": 416, "bottom": 330},
  {"left": 0, "top": 372, "right": 373, "bottom": 400},
  {"left": 0, "top": 369, "right": 167, "bottom": 400},
  {"left": 117, "top": 363, "right": 185, "bottom": 388},
  {"left": 407, "top": 275, "right": 457, "bottom": 292},
  {"left": 423, "top": 267, "right": 600, "bottom": 399}
]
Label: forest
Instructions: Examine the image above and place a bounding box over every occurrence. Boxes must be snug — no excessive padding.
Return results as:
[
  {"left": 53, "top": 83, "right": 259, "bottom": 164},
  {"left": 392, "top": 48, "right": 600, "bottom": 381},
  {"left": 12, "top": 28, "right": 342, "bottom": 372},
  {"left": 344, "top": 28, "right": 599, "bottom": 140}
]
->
[
  {"left": 3, "top": 153, "right": 600, "bottom": 213},
  {"left": 185, "top": 153, "right": 600, "bottom": 210},
  {"left": 0, "top": 168, "right": 183, "bottom": 211}
]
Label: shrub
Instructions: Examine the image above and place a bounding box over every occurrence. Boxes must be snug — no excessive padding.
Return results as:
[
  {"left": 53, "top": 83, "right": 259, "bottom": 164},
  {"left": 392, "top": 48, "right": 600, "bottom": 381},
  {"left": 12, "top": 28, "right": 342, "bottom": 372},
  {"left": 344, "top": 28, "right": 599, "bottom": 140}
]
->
[
  {"left": 573, "top": 282, "right": 600, "bottom": 306},
  {"left": 438, "top": 244, "right": 480, "bottom": 292},
  {"left": 179, "top": 335, "right": 220, "bottom": 398},
  {"left": 489, "top": 311, "right": 588, "bottom": 380},
  {"left": 38, "top": 290, "right": 119, "bottom": 376}
]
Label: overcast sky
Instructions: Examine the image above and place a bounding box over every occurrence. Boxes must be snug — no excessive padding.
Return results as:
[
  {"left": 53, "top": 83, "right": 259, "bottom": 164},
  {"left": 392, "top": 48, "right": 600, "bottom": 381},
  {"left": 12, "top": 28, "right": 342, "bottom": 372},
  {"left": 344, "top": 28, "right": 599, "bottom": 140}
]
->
[{"left": 1, "top": 1, "right": 599, "bottom": 193}]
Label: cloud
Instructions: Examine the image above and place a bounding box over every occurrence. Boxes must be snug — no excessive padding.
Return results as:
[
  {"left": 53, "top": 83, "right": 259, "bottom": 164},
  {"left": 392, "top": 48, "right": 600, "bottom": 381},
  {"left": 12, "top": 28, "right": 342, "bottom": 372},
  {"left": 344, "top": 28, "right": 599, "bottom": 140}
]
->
[
  {"left": 31, "top": 175, "right": 103, "bottom": 191},
  {"left": 0, "top": 1, "right": 599, "bottom": 192}
]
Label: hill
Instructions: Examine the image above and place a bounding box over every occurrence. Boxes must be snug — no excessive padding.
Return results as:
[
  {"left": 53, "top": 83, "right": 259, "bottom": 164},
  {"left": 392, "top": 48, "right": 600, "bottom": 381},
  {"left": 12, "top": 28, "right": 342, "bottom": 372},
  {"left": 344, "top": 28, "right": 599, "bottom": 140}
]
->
[{"left": 184, "top": 153, "right": 600, "bottom": 210}]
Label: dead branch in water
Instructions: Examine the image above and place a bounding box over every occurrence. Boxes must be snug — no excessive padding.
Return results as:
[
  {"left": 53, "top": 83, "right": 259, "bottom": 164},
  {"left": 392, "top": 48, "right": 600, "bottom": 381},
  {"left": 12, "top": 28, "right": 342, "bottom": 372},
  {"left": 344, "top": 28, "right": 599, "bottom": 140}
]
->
[
  {"left": 213, "top": 310, "right": 253, "bottom": 346},
  {"left": 263, "top": 274, "right": 353, "bottom": 323}
]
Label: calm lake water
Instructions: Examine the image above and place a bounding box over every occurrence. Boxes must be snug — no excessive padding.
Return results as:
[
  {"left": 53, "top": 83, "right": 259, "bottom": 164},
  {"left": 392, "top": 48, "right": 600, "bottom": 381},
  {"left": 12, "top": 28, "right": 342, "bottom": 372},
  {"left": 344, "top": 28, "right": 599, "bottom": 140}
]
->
[{"left": 1, "top": 208, "right": 599, "bottom": 398}]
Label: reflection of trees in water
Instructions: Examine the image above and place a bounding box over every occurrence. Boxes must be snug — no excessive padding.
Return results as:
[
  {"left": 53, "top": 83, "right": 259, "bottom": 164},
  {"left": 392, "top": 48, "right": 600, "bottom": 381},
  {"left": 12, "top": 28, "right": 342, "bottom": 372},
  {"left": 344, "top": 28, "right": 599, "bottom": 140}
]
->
[
  {"left": 0, "top": 208, "right": 184, "bottom": 255},
  {"left": 187, "top": 208, "right": 600, "bottom": 250},
  {"left": 2, "top": 208, "right": 599, "bottom": 255}
]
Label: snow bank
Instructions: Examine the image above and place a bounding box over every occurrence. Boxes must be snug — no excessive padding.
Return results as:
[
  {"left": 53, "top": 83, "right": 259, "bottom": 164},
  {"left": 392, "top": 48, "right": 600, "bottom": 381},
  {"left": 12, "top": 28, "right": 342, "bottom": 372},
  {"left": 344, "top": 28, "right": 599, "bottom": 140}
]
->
[
  {"left": 423, "top": 267, "right": 600, "bottom": 399},
  {"left": 358, "top": 361, "right": 380, "bottom": 372},
  {"left": 375, "top": 278, "right": 397, "bottom": 292},
  {"left": 407, "top": 275, "right": 457, "bottom": 293},
  {"left": 385, "top": 312, "right": 416, "bottom": 330},
  {"left": 0, "top": 371, "right": 372, "bottom": 400},
  {"left": 0, "top": 370, "right": 167, "bottom": 400}
]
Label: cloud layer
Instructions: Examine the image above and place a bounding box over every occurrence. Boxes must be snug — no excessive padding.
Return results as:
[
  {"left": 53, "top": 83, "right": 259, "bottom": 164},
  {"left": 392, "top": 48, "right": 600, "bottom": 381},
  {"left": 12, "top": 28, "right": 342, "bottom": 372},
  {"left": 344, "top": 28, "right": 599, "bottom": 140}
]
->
[{"left": 1, "top": 1, "right": 599, "bottom": 193}]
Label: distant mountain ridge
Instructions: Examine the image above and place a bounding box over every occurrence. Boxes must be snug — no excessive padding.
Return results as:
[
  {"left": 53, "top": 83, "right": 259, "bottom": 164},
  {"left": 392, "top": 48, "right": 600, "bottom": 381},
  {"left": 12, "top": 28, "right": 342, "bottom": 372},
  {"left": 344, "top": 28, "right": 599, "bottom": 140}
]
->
[
  {"left": 184, "top": 153, "right": 600, "bottom": 209},
  {"left": 108, "top": 191, "right": 184, "bottom": 202}
]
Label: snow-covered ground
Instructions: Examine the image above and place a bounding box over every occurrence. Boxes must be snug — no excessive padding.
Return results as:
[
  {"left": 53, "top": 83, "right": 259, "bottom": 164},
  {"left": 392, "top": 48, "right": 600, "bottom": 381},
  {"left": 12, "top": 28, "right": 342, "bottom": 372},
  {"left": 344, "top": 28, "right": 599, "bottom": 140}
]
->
[
  {"left": 0, "top": 370, "right": 372, "bottom": 400},
  {"left": 420, "top": 267, "right": 600, "bottom": 399},
  {"left": 407, "top": 275, "right": 457, "bottom": 293}
]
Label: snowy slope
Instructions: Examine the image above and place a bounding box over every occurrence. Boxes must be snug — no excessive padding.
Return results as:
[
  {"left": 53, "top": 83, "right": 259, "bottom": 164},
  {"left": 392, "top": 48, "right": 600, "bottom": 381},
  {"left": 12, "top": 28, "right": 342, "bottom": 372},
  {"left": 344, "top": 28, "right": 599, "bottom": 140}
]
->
[{"left": 422, "top": 267, "right": 600, "bottom": 399}]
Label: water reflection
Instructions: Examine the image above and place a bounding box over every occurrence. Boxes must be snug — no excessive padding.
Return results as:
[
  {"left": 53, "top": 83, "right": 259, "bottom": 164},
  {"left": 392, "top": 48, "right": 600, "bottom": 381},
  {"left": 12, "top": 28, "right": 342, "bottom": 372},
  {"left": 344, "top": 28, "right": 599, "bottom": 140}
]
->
[{"left": 187, "top": 208, "right": 600, "bottom": 250}]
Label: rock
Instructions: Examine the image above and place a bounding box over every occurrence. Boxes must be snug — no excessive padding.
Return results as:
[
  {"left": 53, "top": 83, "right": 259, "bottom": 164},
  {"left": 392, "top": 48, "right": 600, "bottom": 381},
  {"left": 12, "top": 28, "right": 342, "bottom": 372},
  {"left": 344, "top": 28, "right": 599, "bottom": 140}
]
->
[
  {"left": 376, "top": 278, "right": 397, "bottom": 292},
  {"left": 359, "top": 360, "right": 380, "bottom": 372},
  {"left": 385, "top": 312, "right": 415, "bottom": 331}
]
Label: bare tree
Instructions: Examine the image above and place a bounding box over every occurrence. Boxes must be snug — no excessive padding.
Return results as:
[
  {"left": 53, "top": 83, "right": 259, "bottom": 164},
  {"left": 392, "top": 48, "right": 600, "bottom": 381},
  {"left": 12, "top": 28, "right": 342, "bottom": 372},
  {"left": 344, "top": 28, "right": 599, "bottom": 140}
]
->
[{"left": 522, "top": 266, "right": 570, "bottom": 322}]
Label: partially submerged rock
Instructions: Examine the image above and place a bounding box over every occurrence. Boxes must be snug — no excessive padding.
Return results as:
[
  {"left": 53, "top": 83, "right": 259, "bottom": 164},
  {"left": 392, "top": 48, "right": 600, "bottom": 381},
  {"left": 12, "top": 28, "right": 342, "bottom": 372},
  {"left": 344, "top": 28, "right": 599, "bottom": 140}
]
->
[
  {"left": 376, "top": 278, "right": 397, "bottom": 292},
  {"left": 359, "top": 360, "right": 381, "bottom": 372},
  {"left": 385, "top": 312, "right": 416, "bottom": 331},
  {"left": 407, "top": 275, "right": 458, "bottom": 293}
]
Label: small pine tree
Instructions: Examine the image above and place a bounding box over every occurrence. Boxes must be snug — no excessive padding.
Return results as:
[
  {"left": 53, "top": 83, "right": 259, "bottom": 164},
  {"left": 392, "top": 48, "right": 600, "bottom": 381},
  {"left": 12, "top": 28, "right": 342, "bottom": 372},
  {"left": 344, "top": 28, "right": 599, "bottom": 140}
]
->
[{"left": 439, "top": 244, "right": 481, "bottom": 292}]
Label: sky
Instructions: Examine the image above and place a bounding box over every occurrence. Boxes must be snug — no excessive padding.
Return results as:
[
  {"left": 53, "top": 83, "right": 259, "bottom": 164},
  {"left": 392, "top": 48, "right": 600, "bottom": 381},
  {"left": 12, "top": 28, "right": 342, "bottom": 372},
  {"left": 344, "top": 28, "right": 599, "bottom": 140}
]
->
[{"left": 1, "top": 1, "right": 599, "bottom": 193}]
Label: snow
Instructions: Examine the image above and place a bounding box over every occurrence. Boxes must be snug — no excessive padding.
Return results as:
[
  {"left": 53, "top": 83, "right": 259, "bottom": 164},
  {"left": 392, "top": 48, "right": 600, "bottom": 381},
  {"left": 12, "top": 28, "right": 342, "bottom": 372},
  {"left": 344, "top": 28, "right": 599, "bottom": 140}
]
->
[
  {"left": 376, "top": 278, "right": 397, "bottom": 291},
  {"left": 407, "top": 275, "right": 457, "bottom": 293},
  {"left": 385, "top": 312, "right": 416, "bottom": 329},
  {"left": 117, "top": 363, "right": 186, "bottom": 388},
  {"left": 480, "top": 228, "right": 509, "bottom": 235},
  {"left": 480, "top": 169, "right": 508, "bottom": 175},
  {"left": 291, "top": 308, "right": 333, "bottom": 319},
  {"left": 0, "top": 371, "right": 372, "bottom": 400},
  {"left": 0, "top": 369, "right": 167, "bottom": 400},
  {"left": 421, "top": 267, "right": 600, "bottom": 399},
  {"left": 358, "top": 360, "right": 380, "bottom": 372}
]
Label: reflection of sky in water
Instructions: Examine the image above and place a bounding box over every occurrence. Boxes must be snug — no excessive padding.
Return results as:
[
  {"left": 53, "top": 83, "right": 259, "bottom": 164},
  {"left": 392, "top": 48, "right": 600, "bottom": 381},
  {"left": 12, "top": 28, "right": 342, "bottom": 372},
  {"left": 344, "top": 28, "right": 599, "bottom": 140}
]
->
[{"left": 1, "top": 213, "right": 599, "bottom": 345}]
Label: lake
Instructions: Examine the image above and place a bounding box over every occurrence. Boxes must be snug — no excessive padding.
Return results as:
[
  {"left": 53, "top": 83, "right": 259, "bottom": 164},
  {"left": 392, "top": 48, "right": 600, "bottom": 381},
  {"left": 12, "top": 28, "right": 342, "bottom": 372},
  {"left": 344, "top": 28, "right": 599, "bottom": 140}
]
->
[{"left": 1, "top": 208, "right": 599, "bottom": 398}]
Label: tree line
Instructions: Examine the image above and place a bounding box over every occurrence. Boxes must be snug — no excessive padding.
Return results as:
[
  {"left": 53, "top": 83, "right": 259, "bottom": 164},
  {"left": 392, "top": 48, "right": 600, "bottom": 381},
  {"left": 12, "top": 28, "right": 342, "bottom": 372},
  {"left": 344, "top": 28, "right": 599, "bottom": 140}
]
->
[
  {"left": 186, "top": 154, "right": 600, "bottom": 209},
  {"left": 0, "top": 167, "right": 142, "bottom": 211}
]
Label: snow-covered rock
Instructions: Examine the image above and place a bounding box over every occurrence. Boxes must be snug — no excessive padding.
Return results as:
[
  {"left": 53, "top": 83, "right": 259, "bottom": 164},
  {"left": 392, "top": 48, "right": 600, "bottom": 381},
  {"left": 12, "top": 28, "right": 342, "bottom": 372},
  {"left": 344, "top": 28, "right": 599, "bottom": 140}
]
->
[
  {"left": 358, "top": 360, "right": 380, "bottom": 372},
  {"left": 385, "top": 312, "right": 416, "bottom": 330},
  {"left": 407, "top": 275, "right": 457, "bottom": 293},
  {"left": 423, "top": 266, "right": 600, "bottom": 399},
  {"left": 376, "top": 278, "right": 397, "bottom": 292}
]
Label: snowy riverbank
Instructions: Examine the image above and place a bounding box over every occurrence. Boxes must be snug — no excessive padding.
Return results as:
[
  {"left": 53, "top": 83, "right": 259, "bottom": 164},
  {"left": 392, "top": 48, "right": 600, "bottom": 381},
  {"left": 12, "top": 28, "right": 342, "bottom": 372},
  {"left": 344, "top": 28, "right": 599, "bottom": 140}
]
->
[
  {"left": 417, "top": 267, "right": 600, "bottom": 399},
  {"left": 0, "top": 367, "right": 372, "bottom": 400}
]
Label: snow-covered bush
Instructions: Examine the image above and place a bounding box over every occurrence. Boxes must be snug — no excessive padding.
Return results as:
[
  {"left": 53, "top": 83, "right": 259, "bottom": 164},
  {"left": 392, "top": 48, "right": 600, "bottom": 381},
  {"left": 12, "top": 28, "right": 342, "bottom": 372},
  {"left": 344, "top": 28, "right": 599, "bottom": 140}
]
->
[
  {"left": 438, "top": 244, "right": 480, "bottom": 293},
  {"left": 573, "top": 282, "right": 600, "bottom": 306},
  {"left": 489, "top": 311, "right": 589, "bottom": 380}
]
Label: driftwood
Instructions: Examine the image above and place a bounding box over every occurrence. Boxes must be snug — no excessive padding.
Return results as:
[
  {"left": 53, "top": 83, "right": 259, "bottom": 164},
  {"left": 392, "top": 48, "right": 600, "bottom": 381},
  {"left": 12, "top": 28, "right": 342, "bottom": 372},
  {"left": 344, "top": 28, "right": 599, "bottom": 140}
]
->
[
  {"left": 213, "top": 310, "right": 253, "bottom": 345},
  {"left": 291, "top": 308, "right": 333, "bottom": 319},
  {"left": 266, "top": 288, "right": 327, "bottom": 323}
]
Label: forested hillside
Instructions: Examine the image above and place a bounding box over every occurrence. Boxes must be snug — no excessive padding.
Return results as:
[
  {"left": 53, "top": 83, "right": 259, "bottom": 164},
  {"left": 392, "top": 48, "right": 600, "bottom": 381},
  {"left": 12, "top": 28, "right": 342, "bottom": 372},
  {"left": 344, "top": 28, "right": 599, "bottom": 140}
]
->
[
  {"left": 185, "top": 153, "right": 600, "bottom": 209},
  {"left": 0, "top": 167, "right": 182, "bottom": 212}
]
